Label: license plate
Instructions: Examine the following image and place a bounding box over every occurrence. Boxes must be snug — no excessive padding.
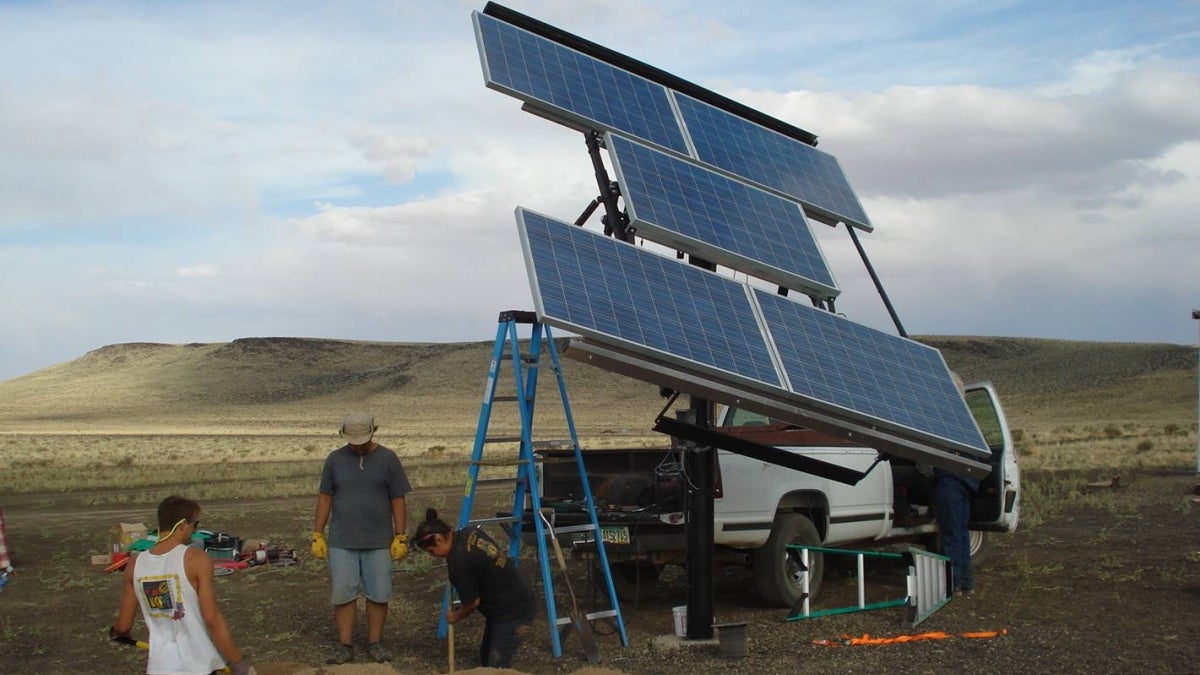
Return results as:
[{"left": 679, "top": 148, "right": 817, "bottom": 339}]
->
[{"left": 600, "top": 526, "right": 630, "bottom": 545}]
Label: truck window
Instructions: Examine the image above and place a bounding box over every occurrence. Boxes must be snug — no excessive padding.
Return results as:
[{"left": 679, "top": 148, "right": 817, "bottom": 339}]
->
[
  {"left": 725, "top": 407, "right": 775, "bottom": 427},
  {"left": 964, "top": 388, "right": 1004, "bottom": 451}
]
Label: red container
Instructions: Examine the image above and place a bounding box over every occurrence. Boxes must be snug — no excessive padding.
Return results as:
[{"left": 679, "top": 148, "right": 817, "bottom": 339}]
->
[{"left": 0, "top": 508, "right": 11, "bottom": 571}]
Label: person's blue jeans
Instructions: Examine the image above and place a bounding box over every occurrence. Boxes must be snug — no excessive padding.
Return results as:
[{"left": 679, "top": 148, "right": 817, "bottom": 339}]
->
[
  {"left": 935, "top": 476, "right": 973, "bottom": 592},
  {"left": 480, "top": 617, "right": 531, "bottom": 668}
]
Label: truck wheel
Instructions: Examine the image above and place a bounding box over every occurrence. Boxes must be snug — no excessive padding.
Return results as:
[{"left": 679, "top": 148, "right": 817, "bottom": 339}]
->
[
  {"left": 753, "top": 512, "right": 823, "bottom": 608},
  {"left": 969, "top": 531, "right": 992, "bottom": 565},
  {"left": 598, "top": 561, "right": 660, "bottom": 603},
  {"left": 923, "top": 531, "right": 992, "bottom": 566}
]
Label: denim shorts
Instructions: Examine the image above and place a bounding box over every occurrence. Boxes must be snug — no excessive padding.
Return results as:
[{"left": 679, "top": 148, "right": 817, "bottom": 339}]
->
[{"left": 327, "top": 547, "right": 392, "bottom": 605}]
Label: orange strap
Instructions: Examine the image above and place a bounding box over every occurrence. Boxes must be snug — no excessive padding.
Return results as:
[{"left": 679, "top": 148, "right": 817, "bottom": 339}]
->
[
  {"left": 813, "top": 629, "right": 1006, "bottom": 647},
  {"left": 960, "top": 629, "right": 1007, "bottom": 639}
]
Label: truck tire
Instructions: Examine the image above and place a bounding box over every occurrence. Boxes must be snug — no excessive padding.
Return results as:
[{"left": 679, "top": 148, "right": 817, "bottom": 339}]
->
[
  {"left": 599, "top": 561, "right": 660, "bottom": 603},
  {"left": 922, "top": 530, "right": 993, "bottom": 566},
  {"left": 753, "top": 512, "right": 823, "bottom": 608},
  {"left": 969, "top": 530, "right": 992, "bottom": 565}
]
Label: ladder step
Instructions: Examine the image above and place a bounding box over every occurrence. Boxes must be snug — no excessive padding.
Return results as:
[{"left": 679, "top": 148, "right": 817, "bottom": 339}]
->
[
  {"left": 543, "top": 523, "right": 596, "bottom": 535},
  {"left": 467, "top": 516, "right": 519, "bottom": 526},
  {"left": 470, "top": 459, "right": 531, "bottom": 467},
  {"left": 493, "top": 395, "right": 522, "bottom": 402},
  {"left": 554, "top": 609, "right": 617, "bottom": 627},
  {"left": 482, "top": 436, "right": 571, "bottom": 448},
  {"left": 537, "top": 456, "right": 581, "bottom": 465}
]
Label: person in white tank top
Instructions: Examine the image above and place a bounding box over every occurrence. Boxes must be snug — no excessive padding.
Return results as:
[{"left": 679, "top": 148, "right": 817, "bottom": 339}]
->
[{"left": 111, "top": 495, "right": 255, "bottom": 675}]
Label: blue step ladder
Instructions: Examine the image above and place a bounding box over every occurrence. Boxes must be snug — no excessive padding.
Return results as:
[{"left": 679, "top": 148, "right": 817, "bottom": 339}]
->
[{"left": 437, "top": 310, "right": 628, "bottom": 658}]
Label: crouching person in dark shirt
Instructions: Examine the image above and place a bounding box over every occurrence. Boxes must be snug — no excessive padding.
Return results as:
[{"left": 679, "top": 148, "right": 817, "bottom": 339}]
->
[{"left": 415, "top": 508, "right": 536, "bottom": 668}]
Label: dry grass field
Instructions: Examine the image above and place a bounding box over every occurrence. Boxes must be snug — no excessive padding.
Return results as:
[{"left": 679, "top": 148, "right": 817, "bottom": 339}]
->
[
  {"left": 1, "top": 334, "right": 1199, "bottom": 674},
  {"left": 0, "top": 337, "right": 673, "bottom": 502},
  {"left": 0, "top": 334, "right": 1195, "bottom": 496}
]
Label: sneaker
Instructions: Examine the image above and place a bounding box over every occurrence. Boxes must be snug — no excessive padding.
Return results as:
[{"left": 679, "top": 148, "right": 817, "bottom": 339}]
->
[
  {"left": 326, "top": 644, "right": 353, "bottom": 665},
  {"left": 367, "top": 642, "right": 393, "bottom": 663}
]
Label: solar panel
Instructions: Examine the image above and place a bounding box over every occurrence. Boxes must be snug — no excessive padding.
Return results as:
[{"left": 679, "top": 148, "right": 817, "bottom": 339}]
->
[
  {"left": 473, "top": 11, "right": 690, "bottom": 155},
  {"left": 753, "top": 288, "right": 988, "bottom": 456},
  {"left": 675, "top": 94, "right": 873, "bottom": 231},
  {"left": 516, "top": 207, "right": 783, "bottom": 388},
  {"left": 606, "top": 133, "right": 840, "bottom": 298}
]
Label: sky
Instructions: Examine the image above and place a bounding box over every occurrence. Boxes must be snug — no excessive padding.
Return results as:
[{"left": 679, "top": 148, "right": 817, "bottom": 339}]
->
[{"left": 1, "top": 0, "right": 1198, "bottom": 382}]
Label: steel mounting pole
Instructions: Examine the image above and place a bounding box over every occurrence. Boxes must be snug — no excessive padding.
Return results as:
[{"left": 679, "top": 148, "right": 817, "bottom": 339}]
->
[{"left": 1192, "top": 309, "right": 1200, "bottom": 488}]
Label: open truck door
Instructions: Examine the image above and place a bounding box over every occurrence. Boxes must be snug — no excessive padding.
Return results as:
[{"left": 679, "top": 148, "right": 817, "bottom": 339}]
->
[{"left": 964, "top": 381, "right": 1020, "bottom": 533}]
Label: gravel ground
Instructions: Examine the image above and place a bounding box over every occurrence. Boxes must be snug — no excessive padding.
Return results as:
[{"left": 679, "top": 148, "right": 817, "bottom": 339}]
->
[{"left": 3, "top": 471, "right": 1199, "bottom": 674}]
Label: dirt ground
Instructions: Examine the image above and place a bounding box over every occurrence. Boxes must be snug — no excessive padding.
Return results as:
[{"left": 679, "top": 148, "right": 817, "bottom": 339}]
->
[{"left": 3, "top": 471, "right": 1200, "bottom": 675}]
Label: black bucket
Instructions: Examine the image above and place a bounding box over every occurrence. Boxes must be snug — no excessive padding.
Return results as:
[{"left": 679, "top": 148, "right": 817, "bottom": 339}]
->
[{"left": 714, "top": 622, "right": 748, "bottom": 659}]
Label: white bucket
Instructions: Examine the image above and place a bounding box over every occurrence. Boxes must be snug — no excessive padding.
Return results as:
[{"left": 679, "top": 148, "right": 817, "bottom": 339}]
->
[{"left": 672, "top": 605, "right": 687, "bottom": 637}]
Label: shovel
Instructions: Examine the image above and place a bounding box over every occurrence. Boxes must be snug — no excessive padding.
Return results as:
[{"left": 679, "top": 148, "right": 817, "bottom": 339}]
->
[
  {"left": 109, "top": 632, "right": 149, "bottom": 650},
  {"left": 447, "top": 583, "right": 456, "bottom": 673},
  {"left": 538, "top": 509, "right": 603, "bottom": 663}
]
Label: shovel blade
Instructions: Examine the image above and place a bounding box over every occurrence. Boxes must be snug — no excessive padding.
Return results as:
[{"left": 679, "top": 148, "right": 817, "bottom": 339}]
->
[{"left": 572, "top": 610, "right": 603, "bottom": 663}]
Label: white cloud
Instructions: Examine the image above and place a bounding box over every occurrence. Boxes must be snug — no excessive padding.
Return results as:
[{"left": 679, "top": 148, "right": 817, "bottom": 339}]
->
[
  {"left": 347, "top": 128, "right": 435, "bottom": 185},
  {"left": 177, "top": 265, "right": 219, "bottom": 279},
  {"left": 1040, "top": 47, "right": 1146, "bottom": 96},
  {"left": 1, "top": 1, "right": 1198, "bottom": 381}
]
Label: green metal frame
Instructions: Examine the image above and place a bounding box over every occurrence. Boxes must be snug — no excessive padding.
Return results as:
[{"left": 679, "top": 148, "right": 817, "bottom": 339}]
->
[{"left": 784, "top": 544, "right": 951, "bottom": 625}]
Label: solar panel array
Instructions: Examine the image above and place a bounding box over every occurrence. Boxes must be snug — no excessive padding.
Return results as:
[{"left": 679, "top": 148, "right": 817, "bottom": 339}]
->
[
  {"left": 473, "top": 10, "right": 872, "bottom": 232},
  {"left": 480, "top": 4, "right": 990, "bottom": 467},
  {"left": 606, "top": 133, "right": 840, "bottom": 298},
  {"left": 517, "top": 209, "right": 989, "bottom": 458}
]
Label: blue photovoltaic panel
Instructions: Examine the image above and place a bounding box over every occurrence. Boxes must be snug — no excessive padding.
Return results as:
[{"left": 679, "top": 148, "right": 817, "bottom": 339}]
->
[
  {"left": 675, "top": 94, "right": 872, "bottom": 231},
  {"left": 516, "top": 208, "right": 782, "bottom": 388},
  {"left": 474, "top": 12, "right": 689, "bottom": 155},
  {"left": 607, "top": 133, "right": 839, "bottom": 298},
  {"left": 753, "top": 289, "right": 988, "bottom": 456}
]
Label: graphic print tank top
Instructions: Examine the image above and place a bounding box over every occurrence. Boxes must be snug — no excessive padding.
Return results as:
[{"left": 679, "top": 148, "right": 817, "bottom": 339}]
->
[{"left": 132, "top": 544, "right": 225, "bottom": 675}]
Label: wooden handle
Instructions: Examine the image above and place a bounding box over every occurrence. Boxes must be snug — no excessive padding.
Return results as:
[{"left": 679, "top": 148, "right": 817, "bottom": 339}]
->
[{"left": 447, "top": 584, "right": 456, "bottom": 673}]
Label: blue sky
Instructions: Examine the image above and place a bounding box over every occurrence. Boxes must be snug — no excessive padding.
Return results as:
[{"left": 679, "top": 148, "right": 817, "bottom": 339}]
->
[{"left": 1, "top": 0, "right": 1198, "bottom": 381}]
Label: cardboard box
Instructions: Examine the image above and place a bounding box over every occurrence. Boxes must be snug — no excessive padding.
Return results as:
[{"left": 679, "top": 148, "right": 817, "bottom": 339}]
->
[
  {"left": 90, "top": 554, "right": 113, "bottom": 566},
  {"left": 110, "top": 522, "right": 148, "bottom": 552}
]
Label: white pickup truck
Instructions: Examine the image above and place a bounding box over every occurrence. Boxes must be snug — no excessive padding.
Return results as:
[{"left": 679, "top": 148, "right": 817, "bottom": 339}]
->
[{"left": 535, "top": 380, "right": 1020, "bottom": 607}]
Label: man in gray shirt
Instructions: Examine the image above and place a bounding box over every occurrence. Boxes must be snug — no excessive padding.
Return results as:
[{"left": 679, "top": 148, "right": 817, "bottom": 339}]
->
[{"left": 311, "top": 412, "right": 412, "bottom": 664}]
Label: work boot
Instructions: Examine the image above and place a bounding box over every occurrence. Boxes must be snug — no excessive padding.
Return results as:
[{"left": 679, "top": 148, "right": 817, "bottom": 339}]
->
[
  {"left": 326, "top": 643, "right": 353, "bottom": 665},
  {"left": 367, "top": 642, "right": 393, "bottom": 662}
]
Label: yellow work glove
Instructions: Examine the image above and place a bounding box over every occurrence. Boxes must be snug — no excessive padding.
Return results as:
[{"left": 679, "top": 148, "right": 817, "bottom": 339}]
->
[
  {"left": 390, "top": 533, "right": 408, "bottom": 561},
  {"left": 310, "top": 532, "right": 328, "bottom": 560}
]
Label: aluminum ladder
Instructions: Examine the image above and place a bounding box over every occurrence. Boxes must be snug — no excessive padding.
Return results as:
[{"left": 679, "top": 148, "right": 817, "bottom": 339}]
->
[
  {"left": 436, "top": 310, "right": 628, "bottom": 658},
  {"left": 784, "top": 544, "right": 952, "bottom": 627}
]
